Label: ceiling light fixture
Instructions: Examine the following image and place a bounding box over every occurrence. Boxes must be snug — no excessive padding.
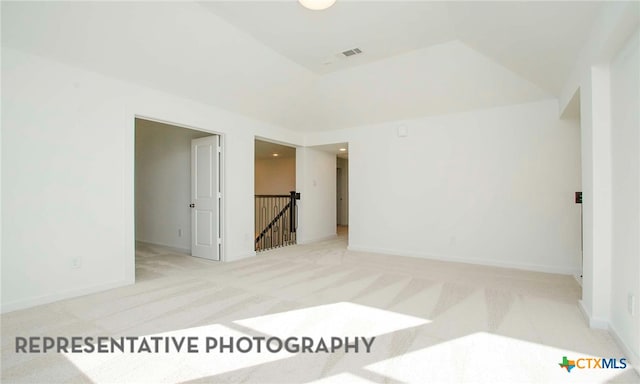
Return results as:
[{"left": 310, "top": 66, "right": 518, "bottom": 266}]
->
[
  {"left": 272, "top": 153, "right": 279, "bottom": 157},
  {"left": 298, "top": 0, "right": 336, "bottom": 11},
  {"left": 339, "top": 148, "right": 347, "bottom": 152}
]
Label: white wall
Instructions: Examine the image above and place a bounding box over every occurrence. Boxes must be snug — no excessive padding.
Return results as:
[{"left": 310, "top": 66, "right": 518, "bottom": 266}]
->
[
  {"left": 2, "top": 48, "right": 131, "bottom": 312},
  {"left": 254, "top": 157, "right": 296, "bottom": 195},
  {"left": 558, "top": 1, "right": 639, "bottom": 372},
  {"left": 337, "top": 158, "right": 349, "bottom": 226},
  {"left": 309, "top": 99, "right": 582, "bottom": 274},
  {"left": 1, "top": 47, "right": 303, "bottom": 312},
  {"left": 135, "top": 119, "right": 210, "bottom": 251},
  {"left": 579, "top": 65, "right": 613, "bottom": 328},
  {"left": 610, "top": 29, "right": 640, "bottom": 369},
  {"left": 296, "top": 147, "right": 337, "bottom": 244}
]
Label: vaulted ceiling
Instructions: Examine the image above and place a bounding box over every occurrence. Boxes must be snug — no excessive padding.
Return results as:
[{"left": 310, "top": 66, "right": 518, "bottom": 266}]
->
[
  {"left": 205, "top": 1, "right": 600, "bottom": 95},
  {"left": 1, "top": 1, "right": 602, "bottom": 131}
]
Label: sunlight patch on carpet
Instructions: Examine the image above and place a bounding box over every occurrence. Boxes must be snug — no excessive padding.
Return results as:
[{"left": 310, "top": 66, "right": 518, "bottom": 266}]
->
[
  {"left": 364, "top": 332, "right": 631, "bottom": 384},
  {"left": 62, "top": 302, "right": 430, "bottom": 383}
]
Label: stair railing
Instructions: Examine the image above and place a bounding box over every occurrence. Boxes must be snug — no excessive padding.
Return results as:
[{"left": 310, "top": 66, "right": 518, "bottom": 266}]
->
[{"left": 255, "top": 191, "right": 300, "bottom": 251}]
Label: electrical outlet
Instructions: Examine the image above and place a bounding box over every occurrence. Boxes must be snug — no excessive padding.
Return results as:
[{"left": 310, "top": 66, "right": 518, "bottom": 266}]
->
[{"left": 629, "top": 294, "right": 636, "bottom": 316}]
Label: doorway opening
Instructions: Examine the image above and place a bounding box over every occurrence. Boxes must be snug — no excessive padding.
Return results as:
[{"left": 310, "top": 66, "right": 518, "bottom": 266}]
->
[
  {"left": 560, "top": 89, "right": 583, "bottom": 283},
  {"left": 305, "top": 142, "right": 350, "bottom": 240},
  {"left": 134, "top": 118, "right": 223, "bottom": 274},
  {"left": 336, "top": 147, "right": 349, "bottom": 238},
  {"left": 254, "top": 139, "right": 298, "bottom": 251}
]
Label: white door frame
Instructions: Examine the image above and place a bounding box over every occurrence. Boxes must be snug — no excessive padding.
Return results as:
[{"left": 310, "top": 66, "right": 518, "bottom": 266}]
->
[{"left": 131, "top": 115, "right": 225, "bottom": 278}]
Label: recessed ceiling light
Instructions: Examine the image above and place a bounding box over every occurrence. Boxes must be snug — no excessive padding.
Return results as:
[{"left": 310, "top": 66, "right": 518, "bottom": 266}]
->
[
  {"left": 272, "top": 153, "right": 279, "bottom": 157},
  {"left": 298, "top": 0, "right": 336, "bottom": 11},
  {"left": 339, "top": 148, "right": 347, "bottom": 152}
]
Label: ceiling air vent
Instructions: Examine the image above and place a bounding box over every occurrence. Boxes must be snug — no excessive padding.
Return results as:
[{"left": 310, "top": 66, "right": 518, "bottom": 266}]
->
[{"left": 341, "top": 48, "right": 362, "bottom": 57}]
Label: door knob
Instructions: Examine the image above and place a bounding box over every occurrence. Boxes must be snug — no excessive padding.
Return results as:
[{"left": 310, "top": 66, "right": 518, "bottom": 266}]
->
[{"left": 189, "top": 204, "right": 195, "bottom": 208}]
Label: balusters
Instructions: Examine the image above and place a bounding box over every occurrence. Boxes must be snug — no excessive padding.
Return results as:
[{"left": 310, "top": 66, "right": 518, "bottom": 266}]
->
[{"left": 254, "top": 193, "right": 299, "bottom": 252}]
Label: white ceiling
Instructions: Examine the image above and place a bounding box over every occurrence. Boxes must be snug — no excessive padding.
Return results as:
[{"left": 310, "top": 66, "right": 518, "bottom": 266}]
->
[
  {"left": 446, "top": 1, "right": 601, "bottom": 95},
  {"left": 203, "top": 1, "right": 601, "bottom": 94},
  {"left": 306, "top": 40, "right": 550, "bottom": 129},
  {"left": 2, "top": 1, "right": 604, "bottom": 132},
  {"left": 202, "top": 1, "right": 456, "bottom": 75}
]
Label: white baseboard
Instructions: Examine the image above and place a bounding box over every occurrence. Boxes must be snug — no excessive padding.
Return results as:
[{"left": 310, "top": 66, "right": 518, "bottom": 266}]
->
[
  {"left": 1, "top": 279, "right": 133, "bottom": 314},
  {"left": 577, "top": 301, "right": 639, "bottom": 374},
  {"left": 610, "top": 323, "right": 640, "bottom": 375},
  {"left": 227, "top": 251, "right": 257, "bottom": 262},
  {"left": 135, "top": 240, "right": 190, "bottom": 255},
  {"left": 347, "top": 245, "right": 579, "bottom": 276},
  {"left": 577, "top": 300, "right": 609, "bottom": 329},
  {"left": 136, "top": 240, "right": 255, "bottom": 263},
  {"left": 298, "top": 233, "right": 338, "bottom": 244}
]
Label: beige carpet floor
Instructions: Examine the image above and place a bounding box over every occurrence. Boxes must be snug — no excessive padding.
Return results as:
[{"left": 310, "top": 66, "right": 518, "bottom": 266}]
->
[{"left": 2, "top": 228, "right": 638, "bottom": 383}]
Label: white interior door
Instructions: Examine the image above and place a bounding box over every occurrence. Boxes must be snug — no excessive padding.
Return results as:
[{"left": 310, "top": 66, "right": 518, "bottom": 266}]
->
[{"left": 191, "top": 135, "right": 220, "bottom": 260}]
